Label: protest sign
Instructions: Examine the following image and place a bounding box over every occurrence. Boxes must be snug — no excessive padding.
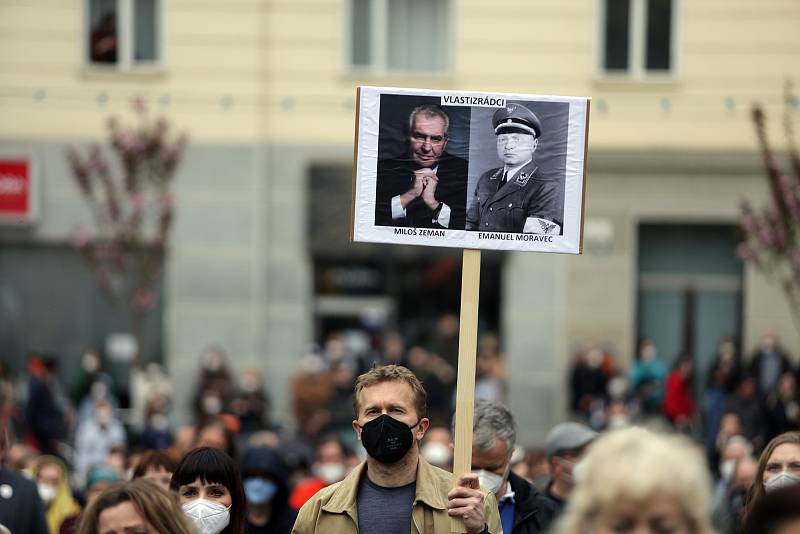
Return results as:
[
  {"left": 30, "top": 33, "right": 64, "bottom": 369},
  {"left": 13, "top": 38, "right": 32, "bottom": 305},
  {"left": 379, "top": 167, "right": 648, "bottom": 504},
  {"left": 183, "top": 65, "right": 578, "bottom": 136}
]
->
[
  {"left": 351, "top": 86, "right": 590, "bottom": 254},
  {"left": 351, "top": 86, "right": 590, "bottom": 532}
]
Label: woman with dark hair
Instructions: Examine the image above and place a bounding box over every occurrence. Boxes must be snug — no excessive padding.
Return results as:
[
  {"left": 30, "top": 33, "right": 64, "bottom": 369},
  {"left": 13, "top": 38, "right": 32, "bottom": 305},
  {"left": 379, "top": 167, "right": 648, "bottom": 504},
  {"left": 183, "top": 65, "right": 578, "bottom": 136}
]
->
[
  {"left": 76, "top": 478, "right": 194, "bottom": 534},
  {"left": 743, "top": 431, "right": 800, "bottom": 524},
  {"left": 171, "top": 447, "right": 246, "bottom": 534}
]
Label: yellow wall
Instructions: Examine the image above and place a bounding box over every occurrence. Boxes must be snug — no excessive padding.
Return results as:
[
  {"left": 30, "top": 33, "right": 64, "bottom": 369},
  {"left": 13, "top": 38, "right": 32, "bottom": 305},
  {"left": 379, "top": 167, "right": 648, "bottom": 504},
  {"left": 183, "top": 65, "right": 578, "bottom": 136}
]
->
[{"left": 1, "top": 0, "right": 798, "bottom": 147}]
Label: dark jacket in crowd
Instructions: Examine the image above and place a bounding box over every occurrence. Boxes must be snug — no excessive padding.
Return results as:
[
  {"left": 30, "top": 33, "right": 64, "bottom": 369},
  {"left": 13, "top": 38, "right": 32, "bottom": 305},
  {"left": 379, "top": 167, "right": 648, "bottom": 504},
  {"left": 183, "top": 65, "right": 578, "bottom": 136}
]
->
[
  {"left": 241, "top": 446, "right": 297, "bottom": 534},
  {"left": 569, "top": 363, "right": 607, "bottom": 415},
  {"left": 25, "top": 374, "right": 67, "bottom": 455},
  {"left": 0, "top": 468, "right": 49, "bottom": 534},
  {"left": 749, "top": 348, "right": 792, "bottom": 397},
  {"left": 507, "top": 471, "right": 557, "bottom": 534},
  {"left": 766, "top": 395, "right": 800, "bottom": 440}
]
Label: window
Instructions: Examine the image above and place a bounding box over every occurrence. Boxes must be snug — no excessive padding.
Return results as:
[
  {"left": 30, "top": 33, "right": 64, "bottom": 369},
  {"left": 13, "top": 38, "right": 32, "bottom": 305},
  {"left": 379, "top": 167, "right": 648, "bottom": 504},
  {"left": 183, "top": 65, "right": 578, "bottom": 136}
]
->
[
  {"left": 348, "top": 0, "right": 449, "bottom": 72},
  {"left": 599, "top": 0, "right": 676, "bottom": 76},
  {"left": 86, "top": 0, "right": 161, "bottom": 68}
]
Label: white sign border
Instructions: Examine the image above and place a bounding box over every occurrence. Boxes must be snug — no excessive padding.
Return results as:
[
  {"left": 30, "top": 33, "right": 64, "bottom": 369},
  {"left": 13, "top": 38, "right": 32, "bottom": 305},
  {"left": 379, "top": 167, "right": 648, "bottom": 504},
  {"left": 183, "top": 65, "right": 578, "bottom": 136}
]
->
[{"left": 352, "top": 86, "right": 589, "bottom": 254}]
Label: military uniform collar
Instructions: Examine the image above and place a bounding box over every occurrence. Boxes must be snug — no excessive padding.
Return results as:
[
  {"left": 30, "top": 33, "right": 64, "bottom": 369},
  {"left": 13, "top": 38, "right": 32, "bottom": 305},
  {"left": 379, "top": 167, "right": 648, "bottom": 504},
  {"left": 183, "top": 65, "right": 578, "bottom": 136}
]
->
[{"left": 503, "top": 158, "right": 533, "bottom": 179}]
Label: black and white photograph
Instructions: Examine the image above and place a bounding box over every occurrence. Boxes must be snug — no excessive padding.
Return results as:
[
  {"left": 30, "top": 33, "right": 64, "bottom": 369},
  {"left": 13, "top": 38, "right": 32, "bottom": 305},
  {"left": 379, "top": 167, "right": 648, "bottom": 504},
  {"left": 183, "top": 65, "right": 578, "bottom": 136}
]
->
[
  {"left": 374, "top": 94, "right": 471, "bottom": 230},
  {"left": 352, "top": 86, "right": 589, "bottom": 254},
  {"left": 465, "top": 100, "right": 570, "bottom": 236}
]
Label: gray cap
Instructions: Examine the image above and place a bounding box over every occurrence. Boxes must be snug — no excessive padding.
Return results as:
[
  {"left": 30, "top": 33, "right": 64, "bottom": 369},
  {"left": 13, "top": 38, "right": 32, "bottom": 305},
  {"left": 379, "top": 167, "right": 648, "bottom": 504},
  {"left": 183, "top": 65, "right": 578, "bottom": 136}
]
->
[
  {"left": 492, "top": 103, "right": 542, "bottom": 138},
  {"left": 544, "top": 422, "right": 598, "bottom": 457}
]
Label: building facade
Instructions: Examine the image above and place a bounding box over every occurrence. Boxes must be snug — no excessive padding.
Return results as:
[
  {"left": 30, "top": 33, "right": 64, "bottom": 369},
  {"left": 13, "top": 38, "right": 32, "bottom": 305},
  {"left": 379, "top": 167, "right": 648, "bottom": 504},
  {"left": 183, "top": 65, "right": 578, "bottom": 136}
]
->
[{"left": 1, "top": 0, "right": 799, "bottom": 442}]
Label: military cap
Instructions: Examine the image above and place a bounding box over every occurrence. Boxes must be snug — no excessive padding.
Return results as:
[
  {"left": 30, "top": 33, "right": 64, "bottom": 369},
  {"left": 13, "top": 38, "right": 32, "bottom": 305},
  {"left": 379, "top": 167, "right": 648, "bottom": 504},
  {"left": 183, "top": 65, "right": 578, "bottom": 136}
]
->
[{"left": 493, "top": 103, "right": 542, "bottom": 138}]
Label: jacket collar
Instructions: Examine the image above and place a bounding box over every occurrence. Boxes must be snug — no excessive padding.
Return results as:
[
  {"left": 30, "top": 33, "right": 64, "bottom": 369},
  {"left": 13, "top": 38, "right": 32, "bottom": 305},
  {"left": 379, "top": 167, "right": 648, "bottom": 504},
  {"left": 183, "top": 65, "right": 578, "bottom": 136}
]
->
[
  {"left": 414, "top": 456, "right": 448, "bottom": 510},
  {"left": 321, "top": 461, "right": 364, "bottom": 514},
  {"left": 492, "top": 161, "right": 539, "bottom": 201},
  {"left": 321, "top": 456, "right": 447, "bottom": 514}
]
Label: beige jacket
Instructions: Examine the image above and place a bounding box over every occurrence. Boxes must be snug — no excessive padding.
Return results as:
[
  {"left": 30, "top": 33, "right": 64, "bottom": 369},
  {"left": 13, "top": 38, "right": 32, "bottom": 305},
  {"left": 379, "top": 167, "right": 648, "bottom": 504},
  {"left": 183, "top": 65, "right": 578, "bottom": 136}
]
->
[{"left": 291, "top": 456, "right": 503, "bottom": 534}]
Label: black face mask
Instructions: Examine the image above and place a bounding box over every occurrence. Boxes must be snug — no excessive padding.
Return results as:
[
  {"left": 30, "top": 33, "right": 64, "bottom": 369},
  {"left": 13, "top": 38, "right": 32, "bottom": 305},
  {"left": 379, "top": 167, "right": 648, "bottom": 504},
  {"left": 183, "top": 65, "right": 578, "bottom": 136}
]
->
[{"left": 360, "top": 414, "right": 420, "bottom": 464}]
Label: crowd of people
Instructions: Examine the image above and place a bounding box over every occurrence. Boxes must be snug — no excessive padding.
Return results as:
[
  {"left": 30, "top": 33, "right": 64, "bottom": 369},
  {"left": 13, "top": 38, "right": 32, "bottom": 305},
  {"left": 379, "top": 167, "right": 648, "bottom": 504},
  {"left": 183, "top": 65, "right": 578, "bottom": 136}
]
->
[{"left": 1, "top": 323, "right": 800, "bottom": 533}]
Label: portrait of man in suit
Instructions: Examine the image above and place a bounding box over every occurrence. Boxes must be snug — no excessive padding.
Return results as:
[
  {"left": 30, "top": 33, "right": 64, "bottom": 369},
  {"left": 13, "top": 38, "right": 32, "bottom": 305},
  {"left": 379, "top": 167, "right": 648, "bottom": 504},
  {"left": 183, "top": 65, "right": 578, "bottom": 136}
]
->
[{"left": 375, "top": 105, "right": 468, "bottom": 229}]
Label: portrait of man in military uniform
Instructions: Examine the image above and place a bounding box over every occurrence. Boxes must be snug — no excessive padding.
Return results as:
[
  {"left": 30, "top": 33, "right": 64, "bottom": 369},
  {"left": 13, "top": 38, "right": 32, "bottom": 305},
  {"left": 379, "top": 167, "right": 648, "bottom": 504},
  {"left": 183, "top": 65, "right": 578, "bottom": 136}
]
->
[
  {"left": 375, "top": 104, "right": 468, "bottom": 229},
  {"left": 466, "top": 102, "right": 565, "bottom": 234}
]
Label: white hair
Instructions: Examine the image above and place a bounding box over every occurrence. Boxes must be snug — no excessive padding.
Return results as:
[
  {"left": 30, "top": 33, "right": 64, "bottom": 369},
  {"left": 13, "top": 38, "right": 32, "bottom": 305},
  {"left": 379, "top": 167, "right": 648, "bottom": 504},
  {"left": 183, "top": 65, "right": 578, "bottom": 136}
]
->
[{"left": 554, "top": 427, "right": 714, "bottom": 534}]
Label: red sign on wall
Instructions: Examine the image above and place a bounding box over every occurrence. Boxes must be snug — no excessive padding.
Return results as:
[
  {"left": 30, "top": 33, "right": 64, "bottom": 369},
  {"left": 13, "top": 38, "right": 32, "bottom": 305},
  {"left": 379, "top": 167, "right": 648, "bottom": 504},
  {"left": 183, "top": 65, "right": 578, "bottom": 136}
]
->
[{"left": 0, "top": 158, "right": 34, "bottom": 222}]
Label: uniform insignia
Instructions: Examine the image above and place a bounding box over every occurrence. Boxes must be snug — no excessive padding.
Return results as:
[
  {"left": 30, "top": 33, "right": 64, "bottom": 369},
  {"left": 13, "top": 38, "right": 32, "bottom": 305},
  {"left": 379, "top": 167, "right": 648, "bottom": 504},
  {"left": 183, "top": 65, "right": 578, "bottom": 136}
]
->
[
  {"left": 539, "top": 219, "right": 557, "bottom": 234},
  {"left": 514, "top": 172, "right": 531, "bottom": 186},
  {"left": 489, "top": 169, "right": 503, "bottom": 181}
]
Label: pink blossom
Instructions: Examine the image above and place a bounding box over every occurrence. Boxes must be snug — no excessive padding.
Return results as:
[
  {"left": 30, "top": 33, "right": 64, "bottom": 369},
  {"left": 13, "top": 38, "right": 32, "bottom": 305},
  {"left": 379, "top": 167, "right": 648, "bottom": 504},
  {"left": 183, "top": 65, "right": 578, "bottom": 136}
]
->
[
  {"left": 736, "top": 243, "right": 755, "bottom": 261},
  {"left": 155, "top": 118, "right": 168, "bottom": 135},
  {"left": 115, "top": 131, "right": 133, "bottom": 151},
  {"left": 72, "top": 228, "right": 90, "bottom": 249},
  {"left": 108, "top": 196, "right": 120, "bottom": 222},
  {"left": 133, "top": 290, "right": 155, "bottom": 313},
  {"left": 758, "top": 224, "right": 775, "bottom": 248},
  {"left": 775, "top": 224, "right": 788, "bottom": 250},
  {"left": 160, "top": 143, "right": 181, "bottom": 169},
  {"left": 741, "top": 212, "right": 757, "bottom": 235},
  {"left": 766, "top": 156, "right": 780, "bottom": 173},
  {"left": 779, "top": 174, "right": 800, "bottom": 219},
  {"left": 69, "top": 154, "right": 92, "bottom": 195},
  {"left": 130, "top": 192, "right": 146, "bottom": 215}
]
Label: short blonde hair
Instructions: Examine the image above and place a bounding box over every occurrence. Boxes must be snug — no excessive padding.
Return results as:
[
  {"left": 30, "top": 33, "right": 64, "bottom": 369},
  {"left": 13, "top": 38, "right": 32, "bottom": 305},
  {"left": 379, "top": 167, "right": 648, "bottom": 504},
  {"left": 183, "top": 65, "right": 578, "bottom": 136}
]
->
[
  {"left": 353, "top": 365, "right": 427, "bottom": 419},
  {"left": 555, "top": 427, "right": 713, "bottom": 534}
]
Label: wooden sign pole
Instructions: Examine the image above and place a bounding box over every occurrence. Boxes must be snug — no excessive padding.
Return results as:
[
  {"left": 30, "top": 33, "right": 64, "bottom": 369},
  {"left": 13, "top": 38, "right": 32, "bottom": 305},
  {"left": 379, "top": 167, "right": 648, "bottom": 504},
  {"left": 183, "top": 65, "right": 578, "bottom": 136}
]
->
[{"left": 450, "top": 248, "right": 481, "bottom": 533}]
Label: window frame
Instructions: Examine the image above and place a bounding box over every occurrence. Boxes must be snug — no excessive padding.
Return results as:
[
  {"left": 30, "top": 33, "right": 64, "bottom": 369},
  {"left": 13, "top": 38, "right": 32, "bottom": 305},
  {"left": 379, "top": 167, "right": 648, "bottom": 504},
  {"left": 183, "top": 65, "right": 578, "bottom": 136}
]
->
[
  {"left": 83, "top": 0, "right": 165, "bottom": 72},
  {"left": 595, "top": 0, "right": 680, "bottom": 80},
  {"left": 342, "top": 0, "right": 453, "bottom": 75}
]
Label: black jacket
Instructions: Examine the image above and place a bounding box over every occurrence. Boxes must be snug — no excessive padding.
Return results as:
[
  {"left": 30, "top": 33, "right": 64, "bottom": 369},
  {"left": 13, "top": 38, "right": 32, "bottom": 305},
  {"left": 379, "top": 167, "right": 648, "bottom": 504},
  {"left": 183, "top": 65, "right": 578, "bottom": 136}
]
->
[
  {"left": 506, "top": 471, "right": 558, "bottom": 534},
  {"left": 0, "top": 468, "right": 49, "bottom": 534},
  {"left": 375, "top": 154, "right": 468, "bottom": 229},
  {"left": 466, "top": 161, "right": 563, "bottom": 234}
]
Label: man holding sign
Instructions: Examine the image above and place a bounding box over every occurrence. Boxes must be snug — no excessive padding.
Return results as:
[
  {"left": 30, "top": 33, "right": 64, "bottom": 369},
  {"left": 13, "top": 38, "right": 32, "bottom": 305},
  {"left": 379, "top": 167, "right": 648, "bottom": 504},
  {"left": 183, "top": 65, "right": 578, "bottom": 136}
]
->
[
  {"left": 466, "top": 103, "right": 564, "bottom": 235},
  {"left": 375, "top": 105, "right": 468, "bottom": 229},
  {"left": 292, "top": 365, "right": 502, "bottom": 534}
]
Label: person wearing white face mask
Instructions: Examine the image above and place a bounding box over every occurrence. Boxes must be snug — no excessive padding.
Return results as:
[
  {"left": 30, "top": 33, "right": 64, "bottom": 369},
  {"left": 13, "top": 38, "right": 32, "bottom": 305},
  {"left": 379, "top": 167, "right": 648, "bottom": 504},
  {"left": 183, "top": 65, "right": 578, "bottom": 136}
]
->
[
  {"left": 420, "top": 426, "right": 453, "bottom": 470},
  {"left": 33, "top": 456, "right": 80, "bottom": 534},
  {"left": 744, "top": 431, "right": 800, "bottom": 524},
  {"left": 464, "top": 400, "right": 557, "bottom": 534},
  {"left": 171, "top": 447, "right": 246, "bottom": 534},
  {"left": 289, "top": 435, "right": 351, "bottom": 511}
]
